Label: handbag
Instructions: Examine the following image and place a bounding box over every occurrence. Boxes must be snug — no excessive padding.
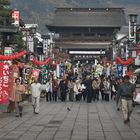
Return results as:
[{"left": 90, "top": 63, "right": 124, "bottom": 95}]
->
[
  {"left": 134, "top": 93, "right": 140, "bottom": 104},
  {"left": 76, "top": 84, "right": 81, "bottom": 93}
]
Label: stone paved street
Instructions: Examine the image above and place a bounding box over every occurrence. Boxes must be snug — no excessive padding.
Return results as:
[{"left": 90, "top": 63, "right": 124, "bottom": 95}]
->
[{"left": 0, "top": 99, "right": 140, "bottom": 140}]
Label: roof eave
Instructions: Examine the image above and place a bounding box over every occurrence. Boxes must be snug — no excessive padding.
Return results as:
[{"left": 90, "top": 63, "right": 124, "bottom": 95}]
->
[{"left": 46, "top": 24, "right": 123, "bottom": 28}]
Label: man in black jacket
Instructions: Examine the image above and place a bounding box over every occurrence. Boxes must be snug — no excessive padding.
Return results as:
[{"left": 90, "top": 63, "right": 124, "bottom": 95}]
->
[{"left": 84, "top": 76, "right": 93, "bottom": 103}]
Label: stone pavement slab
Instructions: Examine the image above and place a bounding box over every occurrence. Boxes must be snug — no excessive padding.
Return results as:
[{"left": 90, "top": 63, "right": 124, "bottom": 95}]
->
[{"left": 0, "top": 99, "right": 140, "bottom": 140}]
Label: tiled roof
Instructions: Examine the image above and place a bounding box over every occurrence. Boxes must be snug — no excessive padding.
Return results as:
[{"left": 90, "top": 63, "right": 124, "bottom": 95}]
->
[{"left": 47, "top": 8, "right": 126, "bottom": 28}]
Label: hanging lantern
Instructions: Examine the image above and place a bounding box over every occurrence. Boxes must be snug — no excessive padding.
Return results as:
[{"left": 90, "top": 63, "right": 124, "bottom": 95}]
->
[
  {"left": 33, "top": 57, "right": 51, "bottom": 65},
  {"left": 0, "top": 50, "right": 27, "bottom": 60}
]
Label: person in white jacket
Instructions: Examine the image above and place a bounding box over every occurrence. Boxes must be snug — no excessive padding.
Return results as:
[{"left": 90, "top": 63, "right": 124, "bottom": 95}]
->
[
  {"left": 74, "top": 79, "right": 82, "bottom": 101},
  {"left": 30, "top": 78, "right": 42, "bottom": 114},
  {"left": 46, "top": 79, "right": 53, "bottom": 102}
]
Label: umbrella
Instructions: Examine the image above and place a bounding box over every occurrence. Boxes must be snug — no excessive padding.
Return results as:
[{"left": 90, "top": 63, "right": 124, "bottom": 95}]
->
[{"left": 134, "top": 68, "right": 140, "bottom": 74}]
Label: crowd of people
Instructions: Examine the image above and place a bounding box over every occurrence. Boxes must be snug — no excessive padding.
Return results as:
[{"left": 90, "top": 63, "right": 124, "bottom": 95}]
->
[{"left": 4, "top": 62, "right": 138, "bottom": 125}]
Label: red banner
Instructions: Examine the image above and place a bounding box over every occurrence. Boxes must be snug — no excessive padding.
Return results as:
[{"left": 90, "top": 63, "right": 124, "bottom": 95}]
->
[
  {"left": 117, "top": 57, "right": 134, "bottom": 65},
  {"left": 0, "top": 62, "right": 10, "bottom": 104},
  {"left": 0, "top": 62, "right": 3, "bottom": 104}
]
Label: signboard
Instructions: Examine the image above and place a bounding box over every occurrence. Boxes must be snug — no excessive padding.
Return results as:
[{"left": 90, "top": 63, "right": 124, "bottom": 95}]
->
[
  {"left": 0, "top": 63, "right": 3, "bottom": 103},
  {"left": 32, "top": 69, "right": 40, "bottom": 80},
  {"left": 11, "top": 10, "right": 20, "bottom": 26},
  {"left": 42, "top": 65, "right": 49, "bottom": 83},
  {"left": 136, "top": 27, "right": 140, "bottom": 46},
  {"left": 28, "top": 36, "right": 34, "bottom": 52},
  {"left": 0, "top": 62, "right": 10, "bottom": 104},
  {"left": 95, "top": 64, "right": 103, "bottom": 76},
  {"left": 23, "top": 67, "right": 31, "bottom": 85},
  {"left": 117, "top": 64, "right": 123, "bottom": 77},
  {"left": 60, "top": 64, "right": 65, "bottom": 77},
  {"left": 43, "top": 39, "right": 48, "bottom": 54},
  {"left": 129, "top": 21, "right": 137, "bottom": 41},
  {"left": 4, "top": 47, "right": 12, "bottom": 56},
  {"left": 135, "top": 54, "right": 140, "bottom": 66},
  {"left": 56, "top": 64, "right": 60, "bottom": 78}
]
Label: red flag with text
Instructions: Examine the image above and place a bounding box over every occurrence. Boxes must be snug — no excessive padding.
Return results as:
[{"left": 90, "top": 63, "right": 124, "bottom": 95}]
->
[{"left": 0, "top": 62, "right": 10, "bottom": 104}]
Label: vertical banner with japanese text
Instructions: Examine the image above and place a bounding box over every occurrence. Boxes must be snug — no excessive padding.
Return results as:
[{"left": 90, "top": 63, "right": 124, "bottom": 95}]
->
[
  {"left": 0, "top": 62, "right": 10, "bottom": 104},
  {"left": 0, "top": 62, "right": 3, "bottom": 104},
  {"left": 117, "top": 64, "right": 123, "bottom": 78},
  {"left": 60, "top": 64, "right": 65, "bottom": 77},
  {"left": 22, "top": 67, "right": 31, "bottom": 85},
  {"left": 11, "top": 10, "right": 20, "bottom": 27},
  {"left": 42, "top": 65, "right": 49, "bottom": 84}
]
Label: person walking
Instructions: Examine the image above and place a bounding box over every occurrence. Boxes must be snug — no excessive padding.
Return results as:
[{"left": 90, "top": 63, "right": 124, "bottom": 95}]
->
[
  {"left": 84, "top": 76, "right": 93, "bottom": 103},
  {"left": 52, "top": 79, "right": 59, "bottom": 102},
  {"left": 117, "top": 75, "right": 136, "bottom": 124},
  {"left": 30, "top": 78, "right": 42, "bottom": 114},
  {"left": 103, "top": 78, "right": 111, "bottom": 102},
  {"left": 81, "top": 80, "right": 86, "bottom": 101},
  {"left": 67, "top": 79, "right": 74, "bottom": 101},
  {"left": 59, "top": 79, "right": 68, "bottom": 102},
  {"left": 92, "top": 77, "right": 100, "bottom": 101},
  {"left": 115, "top": 78, "right": 123, "bottom": 111},
  {"left": 13, "top": 78, "right": 25, "bottom": 117},
  {"left": 111, "top": 76, "right": 117, "bottom": 100},
  {"left": 74, "top": 79, "right": 82, "bottom": 101},
  {"left": 46, "top": 79, "right": 53, "bottom": 102}
]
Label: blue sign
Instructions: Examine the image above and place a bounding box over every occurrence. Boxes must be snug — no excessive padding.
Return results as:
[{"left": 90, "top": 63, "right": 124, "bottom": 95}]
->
[
  {"left": 117, "top": 64, "right": 123, "bottom": 77},
  {"left": 60, "top": 64, "right": 65, "bottom": 77}
]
